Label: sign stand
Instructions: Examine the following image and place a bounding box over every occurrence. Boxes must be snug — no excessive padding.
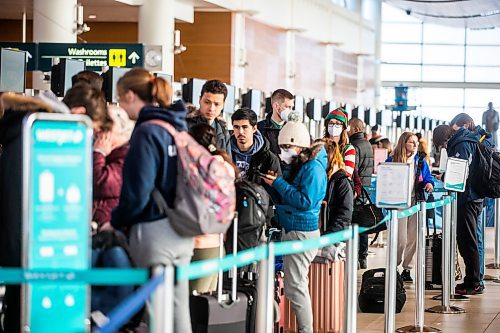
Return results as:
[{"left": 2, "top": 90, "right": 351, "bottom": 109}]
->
[
  {"left": 22, "top": 113, "right": 93, "bottom": 332},
  {"left": 344, "top": 224, "right": 359, "bottom": 333}
]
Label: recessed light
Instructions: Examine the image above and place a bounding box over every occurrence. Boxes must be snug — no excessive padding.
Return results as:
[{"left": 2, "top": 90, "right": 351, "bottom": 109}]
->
[{"left": 88, "top": 14, "right": 97, "bottom": 19}]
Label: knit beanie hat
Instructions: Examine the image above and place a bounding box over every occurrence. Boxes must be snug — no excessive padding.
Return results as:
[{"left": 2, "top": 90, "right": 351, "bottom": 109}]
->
[
  {"left": 325, "top": 107, "right": 348, "bottom": 127},
  {"left": 278, "top": 121, "right": 311, "bottom": 148}
]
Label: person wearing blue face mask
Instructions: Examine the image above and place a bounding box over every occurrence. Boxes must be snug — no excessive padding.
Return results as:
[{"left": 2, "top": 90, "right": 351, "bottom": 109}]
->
[{"left": 261, "top": 121, "right": 327, "bottom": 333}]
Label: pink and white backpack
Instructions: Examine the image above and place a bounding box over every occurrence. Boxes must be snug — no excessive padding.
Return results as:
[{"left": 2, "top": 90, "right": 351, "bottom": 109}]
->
[{"left": 147, "top": 119, "right": 235, "bottom": 236}]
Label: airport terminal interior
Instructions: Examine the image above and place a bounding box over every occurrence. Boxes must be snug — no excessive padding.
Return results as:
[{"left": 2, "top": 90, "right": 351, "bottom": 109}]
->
[{"left": 1, "top": 0, "right": 500, "bottom": 332}]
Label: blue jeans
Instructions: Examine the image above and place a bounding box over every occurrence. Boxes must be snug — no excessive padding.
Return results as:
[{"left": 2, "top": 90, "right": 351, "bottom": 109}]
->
[{"left": 477, "top": 209, "right": 485, "bottom": 284}]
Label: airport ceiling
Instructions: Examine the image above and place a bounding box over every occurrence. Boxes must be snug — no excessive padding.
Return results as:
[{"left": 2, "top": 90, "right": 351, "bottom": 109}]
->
[
  {"left": 0, "top": 0, "right": 219, "bottom": 22},
  {"left": 1, "top": 0, "right": 499, "bottom": 29},
  {"left": 385, "top": 0, "right": 500, "bottom": 29}
]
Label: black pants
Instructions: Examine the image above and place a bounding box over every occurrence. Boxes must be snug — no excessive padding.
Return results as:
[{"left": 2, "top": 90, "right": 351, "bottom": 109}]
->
[
  {"left": 2, "top": 285, "right": 20, "bottom": 333},
  {"left": 456, "top": 199, "right": 482, "bottom": 287},
  {"left": 359, "top": 234, "right": 368, "bottom": 260}
]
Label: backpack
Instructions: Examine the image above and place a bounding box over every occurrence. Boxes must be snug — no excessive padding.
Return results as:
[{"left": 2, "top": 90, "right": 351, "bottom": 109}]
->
[
  {"left": 225, "top": 179, "right": 270, "bottom": 252},
  {"left": 470, "top": 136, "right": 500, "bottom": 198},
  {"left": 358, "top": 268, "right": 406, "bottom": 313},
  {"left": 147, "top": 119, "right": 236, "bottom": 236}
]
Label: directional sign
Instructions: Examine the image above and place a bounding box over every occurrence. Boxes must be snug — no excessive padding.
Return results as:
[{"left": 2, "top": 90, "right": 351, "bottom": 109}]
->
[
  {"left": 38, "top": 43, "right": 143, "bottom": 71},
  {"left": 0, "top": 42, "right": 37, "bottom": 71},
  {"left": 22, "top": 113, "right": 93, "bottom": 333}
]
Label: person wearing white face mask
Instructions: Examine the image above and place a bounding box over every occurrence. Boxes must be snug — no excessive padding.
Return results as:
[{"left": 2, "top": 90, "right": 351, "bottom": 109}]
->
[
  {"left": 261, "top": 121, "right": 327, "bottom": 333},
  {"left": 323, "top": 107, "right": 356, "bottom": 179},
  {"left": 258, "top": 89, "right": 295, "bottom": 156}
]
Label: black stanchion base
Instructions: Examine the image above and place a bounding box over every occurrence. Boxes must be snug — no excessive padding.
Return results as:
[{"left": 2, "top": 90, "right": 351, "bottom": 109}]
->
[
  {"left": 431, "top": 294, "right": 470, "bottom": 301},
  {"left": 493, "top": 279, "right": 500, "bottom": 284},
  {"left": 396, "top": 325, "right": 441, "bottom": 332},
  {"left": 485, "top": 263, "right": 500, "bottom": 269},
  {"left": 425, "top": 305, "right": 465, "bottom": 314}
]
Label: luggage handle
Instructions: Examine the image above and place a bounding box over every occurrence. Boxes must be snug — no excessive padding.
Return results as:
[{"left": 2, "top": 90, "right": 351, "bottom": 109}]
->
[{"left": 217, "top": 212, "right": 239, "bottom": 304}]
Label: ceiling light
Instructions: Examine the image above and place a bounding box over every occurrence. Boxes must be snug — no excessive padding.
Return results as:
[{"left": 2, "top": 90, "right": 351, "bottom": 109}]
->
[{"left": 88, "top": 14, "right": 97, "bottom": 19}]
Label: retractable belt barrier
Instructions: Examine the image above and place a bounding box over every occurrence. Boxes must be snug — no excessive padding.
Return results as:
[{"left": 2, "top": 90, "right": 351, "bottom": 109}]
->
[{"left": 0, "top": 194, "right": 456, "bottom": 333}]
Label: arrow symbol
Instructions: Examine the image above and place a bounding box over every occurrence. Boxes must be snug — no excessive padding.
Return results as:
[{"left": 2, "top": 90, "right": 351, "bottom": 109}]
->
[{"left": 128, "top": 51, "right": 140, "bottom": 64}]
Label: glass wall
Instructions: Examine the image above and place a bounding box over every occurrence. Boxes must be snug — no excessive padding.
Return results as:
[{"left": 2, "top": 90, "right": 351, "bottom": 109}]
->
[{"left": 381, "top": 3, "right": 500, "bottom": 124}]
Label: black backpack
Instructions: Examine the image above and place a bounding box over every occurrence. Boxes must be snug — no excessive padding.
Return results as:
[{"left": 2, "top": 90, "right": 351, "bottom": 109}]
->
[
  {"left": 225, "top": 179, "right": 270, "bottom": 253},
  {"left": 470, "top": 138, "right": 500, "bottom": 198},
  {"left": 358, "top": 268, "right": 406, "bottom": 313}
]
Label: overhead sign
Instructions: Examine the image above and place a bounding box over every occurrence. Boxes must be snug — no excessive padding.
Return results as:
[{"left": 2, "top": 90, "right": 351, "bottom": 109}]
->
[
  {"left": 0, "top": 42, "right": 37, "bottom": 71},
  {"left": 376, "top": 162, "right": 412, "bottom": 209},
  {"left": 38, "top": 43, "right": 143, "bottom": 71},
  {"left": 22, "top": 113, "right": 93, "bottom": 333}
]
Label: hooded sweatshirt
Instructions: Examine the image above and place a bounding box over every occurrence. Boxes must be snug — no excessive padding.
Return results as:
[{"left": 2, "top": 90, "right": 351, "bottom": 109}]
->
[
  {"left": 446, "top": 125, "right": 492, "bottom": 204},
  {"left": 231, "top": 130, "right": 265, "bottom": 178},
  {"left": 111, "top": 100, "right": 188, "bottom": 229}
]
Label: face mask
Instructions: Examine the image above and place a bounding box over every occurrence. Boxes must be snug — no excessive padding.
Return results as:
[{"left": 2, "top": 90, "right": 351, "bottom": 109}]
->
[
  {"left": 279, "top": 148, "right": 298, "bottom": 164},
  {"left": 280, "top": 108, "right": 292, "bottom": 122},
  {"left": 328, "top": 124, "right": 343, "bottom": 137}
]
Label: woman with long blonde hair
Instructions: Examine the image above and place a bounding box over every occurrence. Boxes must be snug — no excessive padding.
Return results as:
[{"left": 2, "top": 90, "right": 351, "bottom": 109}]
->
[{"left": 387, "top": 132, "right": 434, "bottom": 283}]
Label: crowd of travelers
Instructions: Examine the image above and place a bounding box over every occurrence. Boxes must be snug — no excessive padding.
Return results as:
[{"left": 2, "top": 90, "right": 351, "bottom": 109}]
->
[{"left": 0, "top": 67, "right": 495, "bottom": 332}]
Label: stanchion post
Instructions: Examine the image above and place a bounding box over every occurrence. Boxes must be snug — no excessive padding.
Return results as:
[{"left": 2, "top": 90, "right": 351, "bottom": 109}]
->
[
  {"left": 427, "top": 196, "right": 465, "bottom": 314},
  {"left": 151, "top": 265, "right": 174, "bottom": 333},
  {"left": 486, "top": 198, "right": 500, "bottom": 269},
  {"left": 385, "top": 211, "right": 399, "bottom": 333},
  {"left": 344, "top": 224, "right": 359, "bottom": 333},
  {"left": 397, "top": 203, "right": 440, "bottom": 333},
  {"left": 256, "top": 242, "right": 276, "bottom": 333},
  {"left": 449, "top": 193, "right": 469, "bottom": 301}
]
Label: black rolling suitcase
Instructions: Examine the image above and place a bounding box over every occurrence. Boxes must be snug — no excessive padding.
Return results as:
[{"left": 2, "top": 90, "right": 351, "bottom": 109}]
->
[
  {"left": 190, "top": 214, "right": 249, "bottom": 333},
  {"left": 425, "top": 195, "right": 442, "bottom": 289}
]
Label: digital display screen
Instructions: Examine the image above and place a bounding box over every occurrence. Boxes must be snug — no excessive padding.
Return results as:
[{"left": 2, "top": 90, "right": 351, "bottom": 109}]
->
[
  {"left": 294, "top": 95, "right": 304, "bottom": 121},
  {"left": 63, "top": 59, "right": 85, "bottom": 96},
  {"left": 0, "top": 48, "right": 26, "bottom": 93},
  {"left": 224, "top": 84, "right": 236, "bottom": 114},
  {"left": 182, "top": 78, "right": 207, "bottom": 109}
]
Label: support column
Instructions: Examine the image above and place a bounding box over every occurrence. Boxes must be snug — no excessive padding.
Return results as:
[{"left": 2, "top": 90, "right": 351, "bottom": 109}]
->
[
  {"left": 372, "top": 0, "right": 382, "bottom": 109},
  {"left": 33, "top": 0, "right": 77, "bottom": 90},
  {"left": 285, "top": 30, "right": 296, "bottom": 92},
  {"left": 139, "top": 0, "right": 175, "bottom": 74},
  {"left": 231, "top": 12, "right": 246, "bottom": 89}
]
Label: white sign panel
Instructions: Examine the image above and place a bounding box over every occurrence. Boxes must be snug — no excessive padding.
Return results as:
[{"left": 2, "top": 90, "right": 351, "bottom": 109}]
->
[
  {"left": 443, "top": 157, "right": 468, "bottom": 192},
  {"left": 439, "top": 147, "right": 448, "bottom": 173},
  {"left": 376, "top": 162, "right": 412, "bottom": 209}
]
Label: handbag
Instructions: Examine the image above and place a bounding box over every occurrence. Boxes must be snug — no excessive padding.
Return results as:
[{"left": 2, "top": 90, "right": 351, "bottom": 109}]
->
[{"left": 353, "top": 187, "right": 385, "bottom": 234}]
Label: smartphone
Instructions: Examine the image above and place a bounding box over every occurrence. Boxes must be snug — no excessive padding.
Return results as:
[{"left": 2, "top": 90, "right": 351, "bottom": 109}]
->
[{"left": 258, "top": 172, "right": 270, "bottom": 178}]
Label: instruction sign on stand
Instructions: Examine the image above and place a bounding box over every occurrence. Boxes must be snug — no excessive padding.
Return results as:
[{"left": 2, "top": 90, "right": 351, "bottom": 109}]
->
[
  {"left": 376, "top": 162, "right": 412, "bottom": 209},
  {"left": 22, "top": 113, "right": 93, "bottom": 333},
  {"left": 444, "top": 157, "right": 468, "bottom": 192}
]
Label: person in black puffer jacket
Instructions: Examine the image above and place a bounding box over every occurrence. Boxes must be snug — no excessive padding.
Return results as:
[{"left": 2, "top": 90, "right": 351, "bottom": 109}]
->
[{"left": 348, "top": 117, "right": 374, "bottom": 269}]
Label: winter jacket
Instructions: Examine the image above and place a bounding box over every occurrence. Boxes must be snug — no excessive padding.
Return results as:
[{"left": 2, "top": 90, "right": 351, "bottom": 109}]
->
[
  {"left": 386, "top": 153, "right": 434, "bottom": 197},
  {"left": 92, "top": 144, "right": 129, "bottom": 226},
  {"left": 111, "top": 101, "right": 188, "bottom": 229},
  {"left": 272, "top": 144, "right": 328, "bottom": 232},
  {"left": 325, "top": 169, "right": 353, "bottom": 233},
  {"left": 446, "top": 126, "right": 492, "bottom": 204},
  {"left": 349, "top": 132, "right": 374, "bottom": 186},
  {"left": 257, "top": 112, "right": 281, "bottom": 156},
  {"left": 0, "top": 94, "right": 54, "bottom": 268},
  {"left": 231, "top": 130, "right": 282, "bottom": 186},
  {"left": 187, "top": 113, "right": 232, "bottom": 158}
]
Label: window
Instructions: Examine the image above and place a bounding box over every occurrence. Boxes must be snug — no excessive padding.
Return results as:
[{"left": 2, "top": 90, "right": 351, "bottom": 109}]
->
[
  {"left": 422, "top": 45, "right": 465, "bottom": 65},
  {"left": 466, "top": 66, "right": 500, "bottom": 82},
  {"left": 381, "top": 43, "right": 421, "bottom": 64},
  {"left": 421, "top": 88, "right": 464, "bottom": 107},
  {"left": 466, "top": 46, "right": 500, "bottom": 66},
  {"left": 422, "top": 65, "right": 464, "bottom": 82},
  {"left": 381, "top": 64, "right": 421, "bottom": 81},
  {"left": 423, "top": 24, "right": 465, "bottom": 45},
  {"left": 466, "top": 28, "right": 500, "bottom": 45},
  {"left": 382, "top": 23, "right": 422, "bottom": 43}
]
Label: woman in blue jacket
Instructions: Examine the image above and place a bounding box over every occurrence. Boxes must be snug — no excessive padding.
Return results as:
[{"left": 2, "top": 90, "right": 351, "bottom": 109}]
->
[
  {"left": 386, "top": 132, "right": 434, "bottom": 283},
  {"left": 111, "top": 68, "right": 193, "bottom": 332},
  {"left": 262, "top": 121, "right": 327, "bottom": 333}
]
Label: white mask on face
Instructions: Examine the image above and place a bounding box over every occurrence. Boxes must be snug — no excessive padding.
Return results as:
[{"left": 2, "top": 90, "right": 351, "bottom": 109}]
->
[
  {"left": 279, "top": 148, "right": 298, "bottom": 164},
  {"left": 328, "top": 124, "right": 343, "bottom": 137},
  {"left": 280, "top": 109, "right": 292, "bottom": 122}
]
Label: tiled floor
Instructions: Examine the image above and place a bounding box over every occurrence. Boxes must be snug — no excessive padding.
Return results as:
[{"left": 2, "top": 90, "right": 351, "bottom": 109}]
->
[{"left": 356, "top": 228, "right": 500, "bottom": 333}]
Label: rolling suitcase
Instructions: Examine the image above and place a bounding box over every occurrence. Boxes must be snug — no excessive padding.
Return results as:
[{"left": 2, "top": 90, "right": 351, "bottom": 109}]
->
[
  {"left": 274, "top": 271, "right": 285, "bottom": 333},
  {"left": 283, "top": 259, "right": 345, "bottom": 333},
  {"left": 190, "top": 214, "right": 249, "bottom": 333},
  {"left": 425, "top": 214, "right": 442, "bottom": 289}
]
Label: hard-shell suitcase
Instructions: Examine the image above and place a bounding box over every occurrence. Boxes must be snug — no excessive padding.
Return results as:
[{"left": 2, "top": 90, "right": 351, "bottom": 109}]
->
[
  {"left": 190, "top": 214, "right": 249, "bottom": 333},
  {"left": 274, "top": 271, "right": 285, "bottom": 333},
  {"left": 425, "top": 215, "right": 442, "bottom": 289},
  {"left": 284, "top": 260, "right": 345, "bottom": 333}
]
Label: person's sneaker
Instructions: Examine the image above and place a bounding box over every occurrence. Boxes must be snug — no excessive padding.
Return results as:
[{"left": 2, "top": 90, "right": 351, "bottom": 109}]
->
[
  {"left": 359, "top": 259, "right": 367, "bottom": 269},
  {"left": 455, "top": 283, "right": 484, "bottom": 295},
  {"left": 401, "top": 269, "right": 413, "bottom": 283}
]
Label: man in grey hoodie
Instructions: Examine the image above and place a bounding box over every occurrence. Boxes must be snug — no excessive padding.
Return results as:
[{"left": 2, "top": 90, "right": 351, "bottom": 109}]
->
[{"left": 231, "top": 108, "right": 281, "bottom": 185}]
